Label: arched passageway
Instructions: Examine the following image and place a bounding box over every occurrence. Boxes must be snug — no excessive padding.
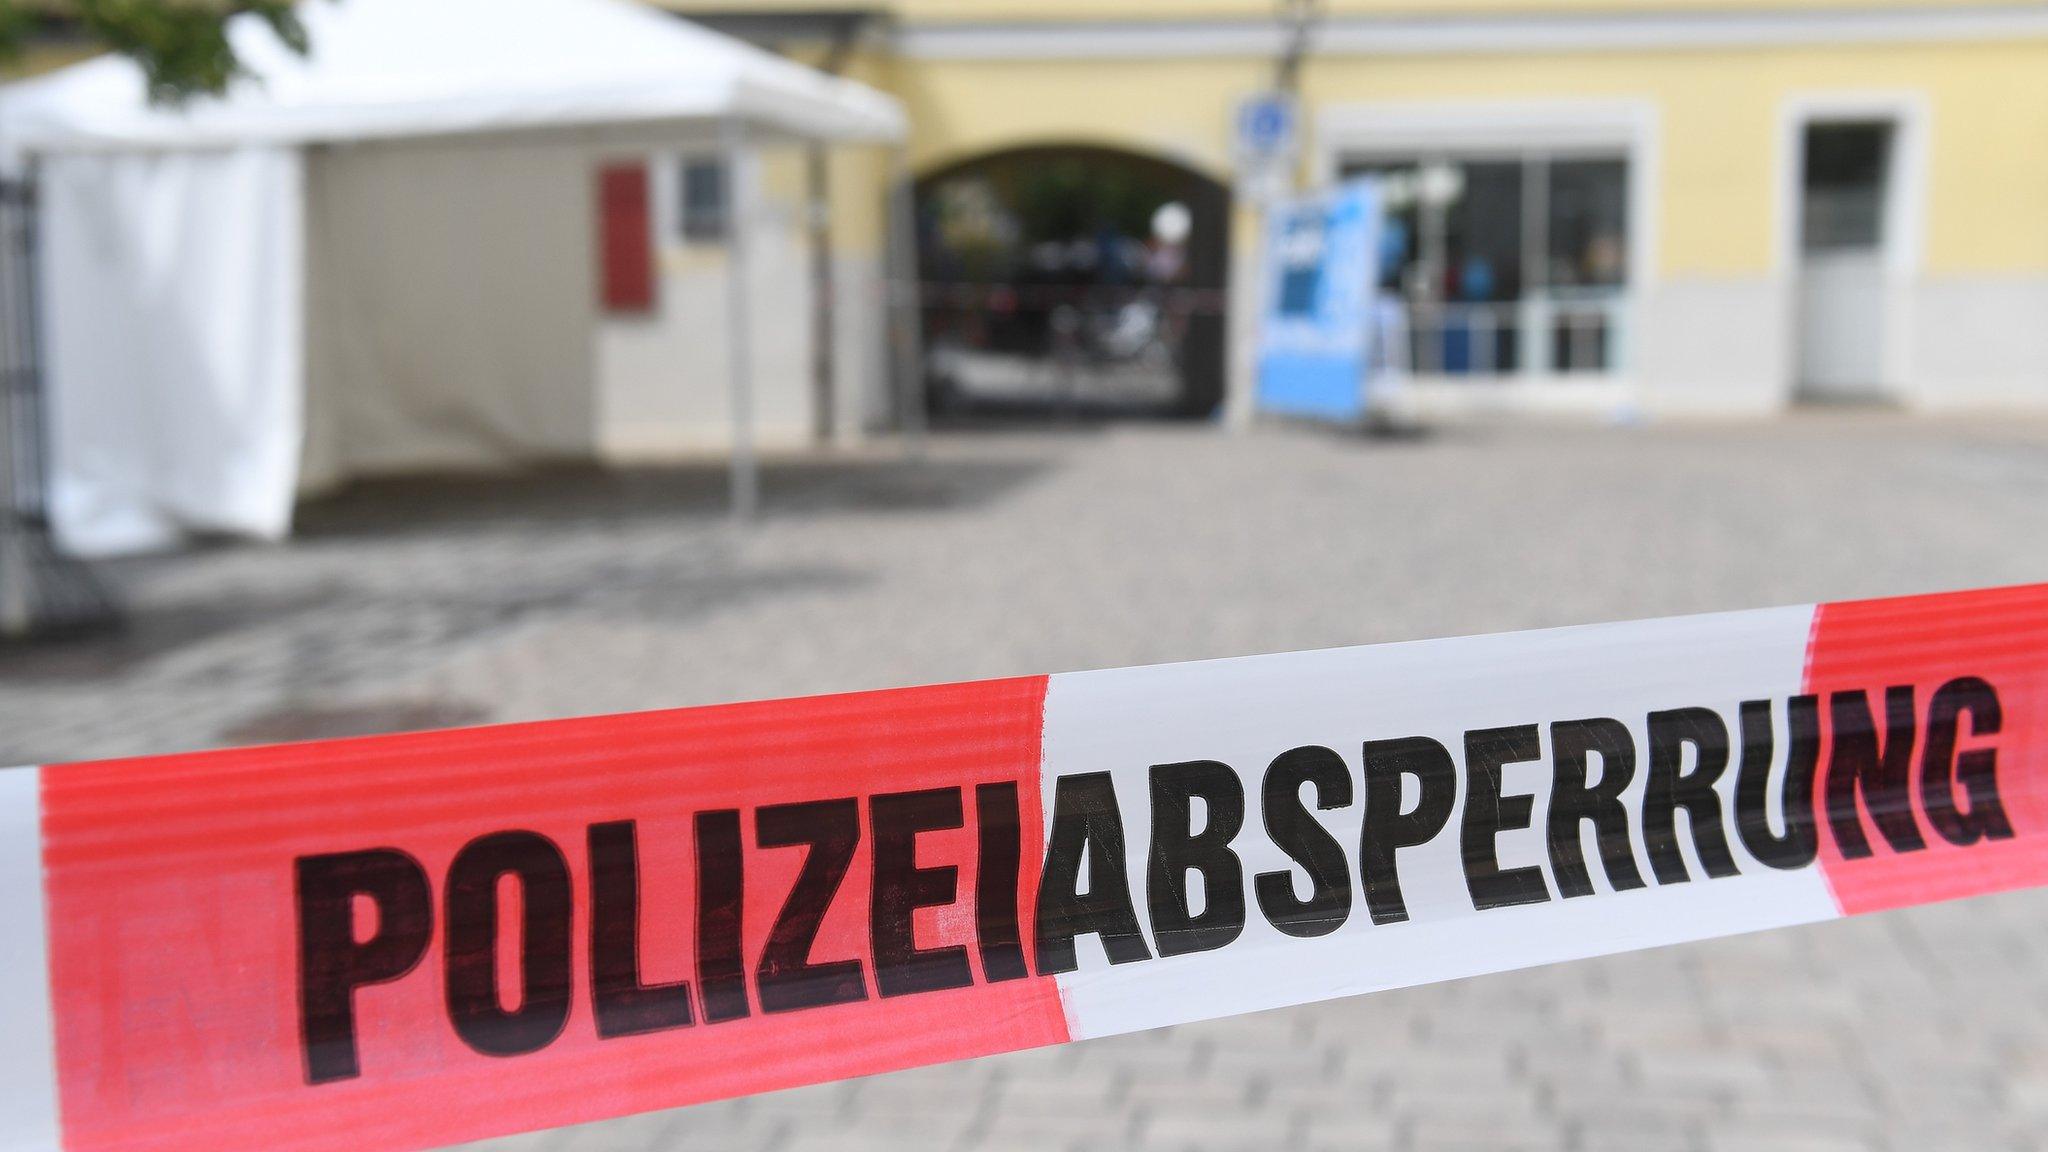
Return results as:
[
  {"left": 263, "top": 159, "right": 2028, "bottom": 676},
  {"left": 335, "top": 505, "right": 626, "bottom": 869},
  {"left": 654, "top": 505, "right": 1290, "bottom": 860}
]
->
[{"left": 914, "top": 145, "right": 1231, "bottom": 420}]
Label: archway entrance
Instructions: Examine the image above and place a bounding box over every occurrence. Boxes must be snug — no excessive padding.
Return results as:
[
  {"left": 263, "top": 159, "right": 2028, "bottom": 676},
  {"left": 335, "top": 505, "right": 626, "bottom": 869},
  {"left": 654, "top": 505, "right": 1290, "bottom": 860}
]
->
[{"left": 914, "top": 145, "right": 1231, "bottom": 420}]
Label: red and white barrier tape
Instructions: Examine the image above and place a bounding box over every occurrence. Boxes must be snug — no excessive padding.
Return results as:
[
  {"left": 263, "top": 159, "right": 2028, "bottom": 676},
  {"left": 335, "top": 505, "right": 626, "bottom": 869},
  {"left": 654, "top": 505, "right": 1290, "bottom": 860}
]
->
[{"left": 4, "top": 582, "right": 2047, "bottom": 1151}]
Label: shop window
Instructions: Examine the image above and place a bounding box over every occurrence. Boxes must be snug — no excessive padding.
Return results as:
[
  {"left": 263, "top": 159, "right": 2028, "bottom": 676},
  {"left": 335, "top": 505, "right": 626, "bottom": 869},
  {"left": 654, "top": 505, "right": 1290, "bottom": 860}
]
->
[
  {"left": 1342, "top": 151, "right": 1629, "bottom": 377},
  {"left": 679, "top": 157, "right": 728, "bottom": 242},
  {"left": 1548, "top": 160, "right": 1629, "bottom": 288}
]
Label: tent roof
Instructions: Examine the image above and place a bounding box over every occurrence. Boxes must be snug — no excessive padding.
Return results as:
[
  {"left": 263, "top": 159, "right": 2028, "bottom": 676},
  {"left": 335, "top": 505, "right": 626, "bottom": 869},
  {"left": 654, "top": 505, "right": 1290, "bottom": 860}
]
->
[{"left": 0, "top": 0, "right": 905, "bottom": 152}]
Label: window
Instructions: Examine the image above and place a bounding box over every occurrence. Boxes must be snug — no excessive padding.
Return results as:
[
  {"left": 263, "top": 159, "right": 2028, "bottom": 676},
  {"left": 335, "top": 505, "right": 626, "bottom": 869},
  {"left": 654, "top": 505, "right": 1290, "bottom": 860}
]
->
[
  {"left": 1340, "top": 152, "right": 1630, "bottom": 377},
  {"left": 1801, "top": 122, "right": 1891, "bottom": 251},
  {"left": 679, "top": 157, "right": 727, "bottom": 242},
  {"left": 1547, "top": 160, "right": 1628, "bottom": 288}
]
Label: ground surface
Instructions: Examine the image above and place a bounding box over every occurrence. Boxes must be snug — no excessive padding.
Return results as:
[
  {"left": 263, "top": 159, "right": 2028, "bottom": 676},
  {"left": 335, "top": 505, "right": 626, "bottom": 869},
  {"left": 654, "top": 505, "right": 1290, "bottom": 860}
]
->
[{"left": 7, "top": 415, "right": 2048, "bottom": 1152}]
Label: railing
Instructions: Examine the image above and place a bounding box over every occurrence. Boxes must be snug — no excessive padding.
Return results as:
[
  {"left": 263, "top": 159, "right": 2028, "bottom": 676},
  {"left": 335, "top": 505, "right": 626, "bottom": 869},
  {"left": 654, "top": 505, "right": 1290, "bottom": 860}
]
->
[
  {"left": 911, "top": 280, "right": 1628, "bottom": 406},
  {"left": 1388, "top": 291, "right": 1629, "bottom": 379},
  {"left": 917, "top": 281, "right": 1230, "bottom": 416}
]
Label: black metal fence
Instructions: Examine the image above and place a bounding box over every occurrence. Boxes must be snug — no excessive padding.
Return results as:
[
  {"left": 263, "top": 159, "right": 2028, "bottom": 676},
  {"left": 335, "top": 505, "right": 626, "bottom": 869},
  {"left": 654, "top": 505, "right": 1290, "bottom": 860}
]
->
[
  {"left": 1, "top": 177, "right": 50, "bottom": 522},
  {"left": 919, "top": 281, "right": 1230, "bottom": 420},
  {"left": 0, "top": 172, "right": 116, "bottom": 639}
]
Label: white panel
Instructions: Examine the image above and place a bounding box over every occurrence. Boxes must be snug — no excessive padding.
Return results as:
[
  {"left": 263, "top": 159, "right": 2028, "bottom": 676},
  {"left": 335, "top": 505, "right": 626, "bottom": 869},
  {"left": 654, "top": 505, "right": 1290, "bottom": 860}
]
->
[
  {"left": 1634, "top": 276, "right": 1791, "bottom": 417},
  {"left": 42, "top": 148, "right": 304, "bottom": 556},
  {"left": 303, "top": 137, "right": 595, "bottom": 483},
  {"left": 0, "top": 767, "right": 58, "bottom": 1152},
  {"left": 834, "top": 254, "right": 888, "bottom": 439},
  {"left": 1907, "top": 276, "right": 2048, "bottom": 410},
  {"left": 1798, "top": 251, "right": 1892, "bottom": 401},
  {"left": 1039, "top": 605, "right": 1838, "bottom": 1040}
]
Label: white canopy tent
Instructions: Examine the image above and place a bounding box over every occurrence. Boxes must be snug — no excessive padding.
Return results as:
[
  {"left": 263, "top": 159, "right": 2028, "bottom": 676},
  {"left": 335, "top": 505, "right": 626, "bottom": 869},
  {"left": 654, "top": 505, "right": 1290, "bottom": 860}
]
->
[{"left": 0, "top": 0, "right": 906, "bottom": 556}]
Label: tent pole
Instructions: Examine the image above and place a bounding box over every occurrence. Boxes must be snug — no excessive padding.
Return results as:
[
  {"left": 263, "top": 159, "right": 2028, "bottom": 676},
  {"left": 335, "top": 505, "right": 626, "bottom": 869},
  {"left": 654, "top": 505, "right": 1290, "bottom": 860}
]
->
[
  {"left": 887, "top": 148, "right": 925, "bottom": 462},
  {"left": 722, "top": 119, "right": 759, "bottom": 521},
  {"left": 0, "top": 166, "right": 115, "bottom": 638},
  {"left": 0, "top": 178, "right": 27, "bottom": 636},
  {"left": 805, "top": 141, "right": 835, "bottom": 445}
]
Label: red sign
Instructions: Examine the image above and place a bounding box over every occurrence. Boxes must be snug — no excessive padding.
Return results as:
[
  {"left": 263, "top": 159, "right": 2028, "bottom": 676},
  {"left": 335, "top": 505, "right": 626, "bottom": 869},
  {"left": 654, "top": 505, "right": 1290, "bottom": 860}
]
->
[{"left": 597, "top": 162, "right": 655, "bottom": 314}]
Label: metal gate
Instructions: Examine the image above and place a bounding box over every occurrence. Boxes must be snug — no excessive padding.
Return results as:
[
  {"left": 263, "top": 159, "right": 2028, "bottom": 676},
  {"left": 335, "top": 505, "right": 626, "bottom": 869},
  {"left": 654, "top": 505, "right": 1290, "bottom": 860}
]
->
[{"left": 0, "top": 173, "right": 116, "bottom": 639}]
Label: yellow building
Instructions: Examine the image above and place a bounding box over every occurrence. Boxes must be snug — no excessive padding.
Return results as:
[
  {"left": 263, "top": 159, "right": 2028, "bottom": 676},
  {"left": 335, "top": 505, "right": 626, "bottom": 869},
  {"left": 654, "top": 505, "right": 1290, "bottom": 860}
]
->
[{"left": 667, "top": 0, "right": 2048, "bottom": 421}]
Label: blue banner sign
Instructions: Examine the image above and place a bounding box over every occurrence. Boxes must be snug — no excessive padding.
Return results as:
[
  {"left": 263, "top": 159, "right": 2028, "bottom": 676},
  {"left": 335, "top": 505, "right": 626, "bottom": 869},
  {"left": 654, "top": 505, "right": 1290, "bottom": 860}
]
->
[{"left": 1255, "top": 181, "right": 1381, "bottom": 421}]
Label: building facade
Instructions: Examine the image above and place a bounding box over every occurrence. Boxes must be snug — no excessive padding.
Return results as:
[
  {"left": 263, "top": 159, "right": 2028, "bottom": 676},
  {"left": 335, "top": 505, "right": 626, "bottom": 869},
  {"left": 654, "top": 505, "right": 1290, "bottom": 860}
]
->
[{"left": 671, "top": 0, "right": 2048, "bottom": 422}]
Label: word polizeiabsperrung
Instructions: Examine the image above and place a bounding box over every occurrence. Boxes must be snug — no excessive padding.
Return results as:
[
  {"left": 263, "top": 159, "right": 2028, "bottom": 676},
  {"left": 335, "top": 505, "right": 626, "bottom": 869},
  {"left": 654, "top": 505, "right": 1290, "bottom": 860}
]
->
[{"left": 4, "top": 583, "right": 2048, "bottom": 1152}]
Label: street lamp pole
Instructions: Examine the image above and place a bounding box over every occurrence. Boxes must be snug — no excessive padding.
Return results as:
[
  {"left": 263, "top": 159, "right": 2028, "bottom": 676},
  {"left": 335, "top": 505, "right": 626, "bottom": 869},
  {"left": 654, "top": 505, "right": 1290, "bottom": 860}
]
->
[{"left": 1275, "top": 0, "right": 1319, "bottom": 113}]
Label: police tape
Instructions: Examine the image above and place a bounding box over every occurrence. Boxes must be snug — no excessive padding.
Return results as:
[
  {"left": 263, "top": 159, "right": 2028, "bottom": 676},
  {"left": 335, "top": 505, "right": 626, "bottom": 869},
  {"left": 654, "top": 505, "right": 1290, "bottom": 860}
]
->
[{"left": 3, "top": 582, "right": 2046, "bottom": 1151}]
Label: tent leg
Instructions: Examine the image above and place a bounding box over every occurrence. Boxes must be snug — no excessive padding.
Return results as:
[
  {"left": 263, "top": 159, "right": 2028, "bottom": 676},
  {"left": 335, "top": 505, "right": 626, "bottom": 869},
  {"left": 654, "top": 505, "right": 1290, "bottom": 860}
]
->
[
  {"left": 806, "top": 142, "right": 835, "bottom": 444},
  {"left": 0, "top": 172, "right": 34, "bottom": 636},
  {"left": 0, "top": 171, "right": 116, "bottom": 639},
  {"left": 723, "top": 120, "right": 759, "bottom": 521},
  {"left": 887, "top": 149, "right": 925, "bottom": 462}
]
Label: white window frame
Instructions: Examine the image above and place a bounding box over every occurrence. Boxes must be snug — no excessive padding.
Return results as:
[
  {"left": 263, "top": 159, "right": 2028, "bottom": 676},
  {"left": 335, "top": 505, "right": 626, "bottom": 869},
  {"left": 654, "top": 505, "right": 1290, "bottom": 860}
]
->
[
  {"left": 1774, "top": 91, "right": 1927, "bottom": 280},
  {"left": 675, "top": 152, "right": 732, "bottom": 245},
  {"left": 1316, "top": 98, "right": 1659, "bottom": 388}
]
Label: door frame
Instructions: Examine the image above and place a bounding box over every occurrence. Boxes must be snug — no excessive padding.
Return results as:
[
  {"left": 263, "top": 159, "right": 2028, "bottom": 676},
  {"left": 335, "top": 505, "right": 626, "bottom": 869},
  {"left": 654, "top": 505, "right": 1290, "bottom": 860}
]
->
[{"left": 1775, "top": 91, "right": 1927, "bottom": 403}]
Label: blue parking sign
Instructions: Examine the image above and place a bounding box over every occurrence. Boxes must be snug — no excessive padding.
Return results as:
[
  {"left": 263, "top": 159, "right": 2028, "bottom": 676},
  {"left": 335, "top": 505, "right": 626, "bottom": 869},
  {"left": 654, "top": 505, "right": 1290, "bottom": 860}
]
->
[
  {"left": 1235, "top": 93, "right": 1297, "bottom": 160},
  {"left": 1256, "top": 180, "right": 1382, "bottom": 421}
]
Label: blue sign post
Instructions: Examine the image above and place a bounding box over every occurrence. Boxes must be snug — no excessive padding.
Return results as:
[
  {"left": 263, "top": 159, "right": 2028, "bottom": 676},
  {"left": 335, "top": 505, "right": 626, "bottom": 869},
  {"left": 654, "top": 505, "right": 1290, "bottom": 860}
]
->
[
  {"left": 1255, "top": 180, "right": 1382, "bottom": 422},
  {"left": 1233, "top": 92, "right": 1299, "bottom": 204},
  {"left": 1235, "top": 93, "right": 1297, "bottom": 159}
]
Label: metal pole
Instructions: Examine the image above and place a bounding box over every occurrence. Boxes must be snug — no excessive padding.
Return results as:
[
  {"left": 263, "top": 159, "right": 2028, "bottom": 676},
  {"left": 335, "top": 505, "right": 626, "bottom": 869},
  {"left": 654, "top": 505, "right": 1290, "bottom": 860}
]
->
[
  {"left": 805, "top": 143, "right": 835, "bottom": 444},
  {"left": 0, "top": 177, "right": 30, "bottom": 637},
  {"left": 722, "top": 119, "right": 759, "bottom": 521},
  {"left": 887, "top": 148, "right": 926, "bottom": 461},
  {"left": 1275, "top": 0, "right": 1319, "bottom": 109},
  {"left": 805, "top": 24, "right": 860, "bottom": 446}
]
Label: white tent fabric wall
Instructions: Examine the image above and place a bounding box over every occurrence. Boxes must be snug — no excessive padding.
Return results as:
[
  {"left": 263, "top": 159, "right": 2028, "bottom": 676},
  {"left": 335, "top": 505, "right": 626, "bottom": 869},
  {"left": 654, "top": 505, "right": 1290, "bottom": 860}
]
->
[
  {"left": 300, "top": 137, "right": 599, "bottom": 489},
  {"left": 40, "top": 149, "right": 303, "bottom": 556}
]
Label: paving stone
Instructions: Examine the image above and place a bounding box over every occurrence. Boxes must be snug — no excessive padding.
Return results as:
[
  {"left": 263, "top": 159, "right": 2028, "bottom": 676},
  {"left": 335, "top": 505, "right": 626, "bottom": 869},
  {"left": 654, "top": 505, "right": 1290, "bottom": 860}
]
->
[{"left": 1136, "top": 1107, "right": 1300, "bottom": 1149}]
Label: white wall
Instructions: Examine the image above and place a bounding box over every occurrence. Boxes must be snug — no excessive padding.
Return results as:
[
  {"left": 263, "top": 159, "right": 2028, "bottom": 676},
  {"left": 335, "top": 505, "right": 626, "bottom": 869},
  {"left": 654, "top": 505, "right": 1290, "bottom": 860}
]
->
[
  {"left": 1634, "top": 277, "right": 1793, "bottom": 418},
  {"left": 1906, "top": 276, "right": 2048, "bottom": 411},
  {"left": 302, "top": 137, "right": 597, "bottom": 491},
  {"left": 1633, "top": 273, "right": 2048, "bottom": 417},
  {"left": 593, "top": 147, "right": 818, "bottom": 459},
  {"left": 835, "top": 253, "right": 892, "bottom": 438}
]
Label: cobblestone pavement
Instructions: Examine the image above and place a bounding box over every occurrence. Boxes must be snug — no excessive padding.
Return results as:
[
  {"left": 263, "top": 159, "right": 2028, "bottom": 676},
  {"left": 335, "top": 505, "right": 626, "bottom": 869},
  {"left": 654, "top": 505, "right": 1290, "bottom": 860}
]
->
[{"left": 8, "top": 414, "right": 2048, "bottom": 1151}]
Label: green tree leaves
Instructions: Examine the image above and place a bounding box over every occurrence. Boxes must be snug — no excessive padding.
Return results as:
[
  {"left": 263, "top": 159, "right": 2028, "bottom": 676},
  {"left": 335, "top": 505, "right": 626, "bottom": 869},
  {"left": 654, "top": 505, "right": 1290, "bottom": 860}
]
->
[{"left": 0, "top": 2, "right": 311, "bottom": 105}]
